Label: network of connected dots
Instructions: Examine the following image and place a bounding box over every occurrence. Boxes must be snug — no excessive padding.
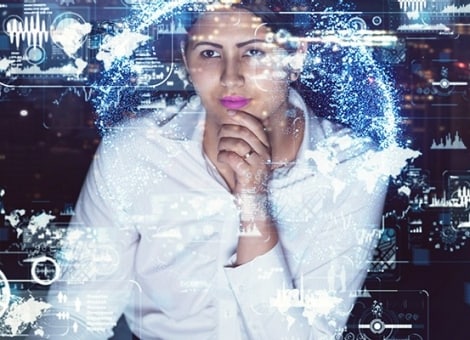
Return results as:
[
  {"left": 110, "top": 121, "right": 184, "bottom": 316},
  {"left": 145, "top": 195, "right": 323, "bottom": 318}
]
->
[{"left": 92, "top": 0, "right": 403, "bottom": 150}]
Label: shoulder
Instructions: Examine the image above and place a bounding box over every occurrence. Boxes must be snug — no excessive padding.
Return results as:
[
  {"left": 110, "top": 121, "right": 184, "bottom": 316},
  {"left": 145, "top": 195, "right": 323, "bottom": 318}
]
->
[
  {"left": 99, "top": 96, "right": 204, "bottom": 160},
  {"left": 289, "top": 87, "right": 376, "bottom": 163},
  {"left": 96, "top": 115, "right": 162, "bottom": 168},
  {"left": 85, "top": 114, "right": 189, "bottom": 212},
  {"left": 304, "top": 115, "right": 419, "bottom": 189},
  {"left": 92, "top": 97, "right": 207, "bottom": 187},
  {"left": 307, "top": 115, "right": 376, "bottom": 165},
  {"left": 89, "top": 117, "right": 163, "bottom": 198},
  {"left": 92, "top": 112, "right": 184, "bottom": 189},
  {"left": 289, "top": 87, "right": 418, "bottom": 179}
]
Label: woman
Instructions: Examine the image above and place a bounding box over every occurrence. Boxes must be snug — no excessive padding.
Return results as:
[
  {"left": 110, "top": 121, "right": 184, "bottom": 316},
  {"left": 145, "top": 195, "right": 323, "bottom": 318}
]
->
[{"left": 34, "top": 1, "right": 416, "bottom": 339}]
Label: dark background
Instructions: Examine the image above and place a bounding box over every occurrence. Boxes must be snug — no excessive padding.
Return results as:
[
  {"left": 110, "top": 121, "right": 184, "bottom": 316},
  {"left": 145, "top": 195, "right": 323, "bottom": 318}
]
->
[{"left": 1, "top": 1, "right": 470, "bottom": 339}]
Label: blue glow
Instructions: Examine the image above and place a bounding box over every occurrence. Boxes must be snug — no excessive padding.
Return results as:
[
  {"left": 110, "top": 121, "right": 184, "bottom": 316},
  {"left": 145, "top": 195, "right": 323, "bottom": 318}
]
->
[{"left": 92, "top": 1, "right": 403, "bottom": 149}]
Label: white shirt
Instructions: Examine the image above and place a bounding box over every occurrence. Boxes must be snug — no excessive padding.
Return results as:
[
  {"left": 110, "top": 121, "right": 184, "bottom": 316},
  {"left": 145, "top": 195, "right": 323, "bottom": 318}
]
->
[{"left": 39, "top": 89, "right": 411, "bottom": 339}]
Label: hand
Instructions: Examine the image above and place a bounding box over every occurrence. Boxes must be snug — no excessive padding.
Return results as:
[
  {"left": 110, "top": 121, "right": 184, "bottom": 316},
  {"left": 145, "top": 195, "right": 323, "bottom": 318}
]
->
[{"left": 216, "top": 109, "right": 272, "bottom": 194}]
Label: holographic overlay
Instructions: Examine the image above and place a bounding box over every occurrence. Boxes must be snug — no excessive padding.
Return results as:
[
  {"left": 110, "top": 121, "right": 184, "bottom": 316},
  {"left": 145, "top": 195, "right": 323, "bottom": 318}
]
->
[{"left": 90, "top": 0, "right": 405, "bottom": 152}]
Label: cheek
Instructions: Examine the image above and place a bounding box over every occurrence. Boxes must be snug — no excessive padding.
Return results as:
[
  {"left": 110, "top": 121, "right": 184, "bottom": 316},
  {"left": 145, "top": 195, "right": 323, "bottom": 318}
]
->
[
  {"left": 248, "top": 70, "right": 290, "bottom": 96},
  {"left": 252, "top": 85, "right": 290, "bottom": 117},
  {"left": 188, "top": 68, "right": 217, "bottom": 93},
  {"left": 246, "top": 58, "right": 289, "bottom": 83},
  {"left": 252, "top": 69, "right": 289, "bottom": 83}
]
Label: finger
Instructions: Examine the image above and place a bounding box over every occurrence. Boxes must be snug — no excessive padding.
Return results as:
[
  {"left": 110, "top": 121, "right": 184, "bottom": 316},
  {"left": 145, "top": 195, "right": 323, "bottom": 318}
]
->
[
  {"left": 226, "top": 110, "right": 269, "bottom": 148},
  {"left": 218, "top": 124, "right": 270, "bottom": 158},
  {"left": 217, "top": 150, "right": 256, "bottom": 186},
  {"left": 217, "top": 150, "right": 270, "bottom": 192},
  {"left": 218, "top": 136, "right": 272, "bottom": 165},
  {"left": 218, "top": 136, "right": 253, "bottom": 159},
  {"left": 218, "top": 147, "right": 262, "bottom": 165}
]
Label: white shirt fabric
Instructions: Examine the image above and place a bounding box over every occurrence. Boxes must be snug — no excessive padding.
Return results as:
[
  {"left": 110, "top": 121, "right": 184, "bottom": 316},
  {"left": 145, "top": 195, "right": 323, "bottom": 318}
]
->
[{"left": 39, "top": 89, "right": 407, "bottom": 339}]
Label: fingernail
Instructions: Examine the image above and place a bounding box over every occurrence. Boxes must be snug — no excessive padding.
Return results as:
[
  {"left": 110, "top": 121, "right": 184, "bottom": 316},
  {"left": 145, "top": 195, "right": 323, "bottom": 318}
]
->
[{"left": 227, "top": 110, "right": 236, "bottom": 116}]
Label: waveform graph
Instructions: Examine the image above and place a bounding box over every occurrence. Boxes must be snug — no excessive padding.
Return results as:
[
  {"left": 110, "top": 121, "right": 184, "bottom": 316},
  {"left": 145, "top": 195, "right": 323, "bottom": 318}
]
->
[
  {"left": 0, "top": 2, "right": 94, "bottom": 87},
  {"left": 447, "top": 172, "right": 470, "bottom": 204},
  {"left": 4, "top": 12, "right": 49, "bottom": 50},
  {"left": 430, "top": 131, "right": 467, "bottom": 150},
  {"left": 395, "top": 0, "right": 470, "bottom": 34},
  {"left": 398, "top": 0, "right": 427, "bottom": 13},
  {"left": 2, "top": 14, "right": 23, "bottom": 48},
  {"left": 24, "top": 256, "right": 61, "bottom": 286},
  {"left": 396, "top": 0, "right": 468, "bottom": 14},
  {"left": 446, "top": 171, "right": 470, "bottom": 231}
]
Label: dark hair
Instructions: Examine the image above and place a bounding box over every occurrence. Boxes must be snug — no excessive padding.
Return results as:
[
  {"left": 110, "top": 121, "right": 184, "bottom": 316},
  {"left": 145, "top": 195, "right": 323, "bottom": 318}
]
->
[{"left": 181, "top": 0, "right": 311, "bottom": 51}]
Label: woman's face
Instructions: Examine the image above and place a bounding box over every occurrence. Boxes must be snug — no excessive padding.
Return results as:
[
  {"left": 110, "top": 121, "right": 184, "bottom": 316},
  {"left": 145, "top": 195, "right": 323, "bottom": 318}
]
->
[{"left": 184, "top": 8, "right": 296, "bottom": 125}]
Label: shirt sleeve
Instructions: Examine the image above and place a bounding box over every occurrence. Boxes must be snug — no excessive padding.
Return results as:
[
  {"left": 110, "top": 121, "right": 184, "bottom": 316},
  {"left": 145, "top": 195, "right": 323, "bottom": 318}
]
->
[
  {"left": 224, "top": 243, "right": 314, "bottom": 339},
  {"left": 30, "top": 142, "right": 141, "bottom": 340},
  {"left": 223, "top": 150, "right": 390, "bottom": 340}
]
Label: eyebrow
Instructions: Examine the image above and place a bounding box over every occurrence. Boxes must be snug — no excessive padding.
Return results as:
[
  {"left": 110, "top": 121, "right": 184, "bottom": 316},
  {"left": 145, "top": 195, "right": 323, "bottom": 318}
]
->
[{"left": 191, "top": 39, "right": 268, "bottom": 50}]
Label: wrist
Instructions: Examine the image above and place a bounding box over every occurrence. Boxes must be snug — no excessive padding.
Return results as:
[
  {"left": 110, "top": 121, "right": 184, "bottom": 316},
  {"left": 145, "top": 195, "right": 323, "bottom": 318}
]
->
[{"left": 235, "top": 189, "right": 270, "bottom": 222}]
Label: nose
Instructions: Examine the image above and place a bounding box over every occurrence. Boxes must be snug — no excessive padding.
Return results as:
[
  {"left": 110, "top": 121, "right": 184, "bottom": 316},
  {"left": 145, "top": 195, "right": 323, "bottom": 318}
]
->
[{"left": 220, "top": 58, "right": 244, "bottom": 88}]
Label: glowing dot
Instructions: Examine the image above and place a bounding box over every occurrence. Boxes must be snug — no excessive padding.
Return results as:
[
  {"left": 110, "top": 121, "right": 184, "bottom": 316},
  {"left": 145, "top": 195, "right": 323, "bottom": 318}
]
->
[
  {"left": 19, "top": 109, "right": 29, "bottom": 117},
  {"left": 370, "top": 319, "right": 385, "bottom": 334},
  {"left": 266, "top": 32, "right": 274, "bottom": 43}
]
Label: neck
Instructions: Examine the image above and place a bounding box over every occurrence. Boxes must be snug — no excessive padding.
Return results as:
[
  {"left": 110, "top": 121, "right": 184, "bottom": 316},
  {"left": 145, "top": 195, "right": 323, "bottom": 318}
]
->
[{"left": 265, "top": 106, "right": 304, "bottom": 169}]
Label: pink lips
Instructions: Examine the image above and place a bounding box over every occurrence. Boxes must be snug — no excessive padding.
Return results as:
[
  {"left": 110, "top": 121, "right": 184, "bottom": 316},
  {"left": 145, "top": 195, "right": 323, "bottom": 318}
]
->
[{"left": 220, "top": 96, "right": 250, "bottom": 110}]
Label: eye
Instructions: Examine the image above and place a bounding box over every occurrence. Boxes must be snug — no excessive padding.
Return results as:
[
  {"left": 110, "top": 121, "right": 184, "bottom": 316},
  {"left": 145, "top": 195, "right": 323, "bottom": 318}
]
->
[
  {"left": 200, "top": 49, "right": 221, "bottom": 58},
  {"left": 244, "top": 49, "right": 265, "bottom": 58}
]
